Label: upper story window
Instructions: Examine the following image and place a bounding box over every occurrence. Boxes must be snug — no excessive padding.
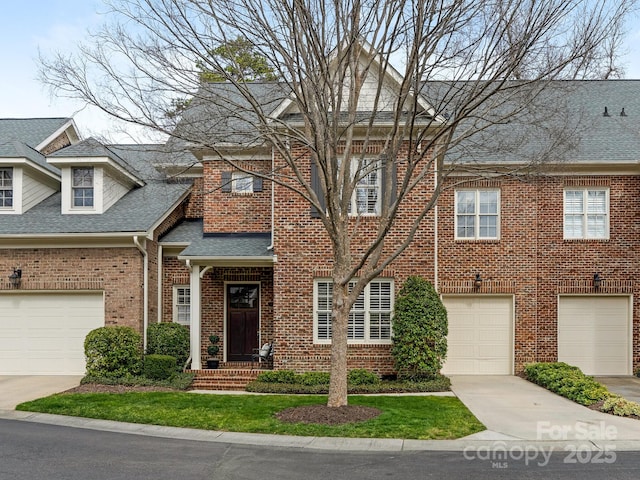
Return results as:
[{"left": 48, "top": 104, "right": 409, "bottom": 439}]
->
[
  {"left": 564, "top": 188, "right": 609, "bottom": 240},
  {"left": 0, "top": 168, "right": 13, "bottom": 208},
  {"left": 350, "top": 159, "right": 381, "bottom": 216},
  {"left": 232, "top": 172, "right": 254, "bottom": 194},
  {"left": 455, "top": 189, "right": 500, "bottom": 240},
  {"left": 314, "top": 278, "right": 393, "bottom": 344},
  {"left": 173, "top": 286, "right": 191, "bottom": 325},
  {"left": 72, "top": 167, "right": 94, "bottom": 207}
]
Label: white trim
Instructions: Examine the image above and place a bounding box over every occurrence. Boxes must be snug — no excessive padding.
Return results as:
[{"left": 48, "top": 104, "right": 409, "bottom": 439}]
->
[
  {"left": 454, "top": 188, "right": 501, "bottom": 240},
  {"left": 313, "top": 278, "right": 394, "bottom": 345},
  {"left": 48, "top": 156, "right": 144, "bottom": 186},
  {"left": 189, "top": 265, "right": 202, "bottom": 369},
  {"left": 35, "top": 119, "right": 79, "bottom": 152},
  {"left": 563, "top": 187, "right": 610, "bottom": 240},
  {"left": 172, "top": 284, "right": 191, "bottom": 325}
]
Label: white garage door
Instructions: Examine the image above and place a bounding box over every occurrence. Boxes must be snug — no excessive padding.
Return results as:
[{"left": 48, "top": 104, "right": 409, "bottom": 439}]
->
[
  {"left": 0, "top": 292, "right": 104, "bottom": 375},
  {"left": 442, "top": 296, "right": 513, "bottom": 375},
  {"left": 558, "top": 296, "right": 630, "bottom": 376}
]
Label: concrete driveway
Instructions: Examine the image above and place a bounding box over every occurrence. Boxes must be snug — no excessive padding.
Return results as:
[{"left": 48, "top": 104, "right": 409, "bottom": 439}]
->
[
  {"left": 0, "top": 376, "right": 82, "bottom": 410},
  {"left": 451, "top": 375, "right": 640, "bottom": 441},
  {"left": 597, "top": 376, "right": 640, "bottom": 403}
]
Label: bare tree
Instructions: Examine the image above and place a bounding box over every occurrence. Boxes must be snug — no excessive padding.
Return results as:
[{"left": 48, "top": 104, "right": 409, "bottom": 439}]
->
[{"left": 41, "top": 0, "right": 637, "bottom": 407}]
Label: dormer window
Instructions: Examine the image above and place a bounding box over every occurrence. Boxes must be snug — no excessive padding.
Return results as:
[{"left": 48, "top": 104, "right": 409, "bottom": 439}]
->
[
  {"left": 72, "top": 167, "right": 94, "bottom": 207},
  {"left": 0, "top": 168, "right": 13, "bottom": 208}
]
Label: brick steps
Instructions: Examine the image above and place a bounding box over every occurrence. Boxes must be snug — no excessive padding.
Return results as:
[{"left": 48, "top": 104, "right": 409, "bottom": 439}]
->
[{"left": 188, "top": 367, "right": 266, "bottom": 390}]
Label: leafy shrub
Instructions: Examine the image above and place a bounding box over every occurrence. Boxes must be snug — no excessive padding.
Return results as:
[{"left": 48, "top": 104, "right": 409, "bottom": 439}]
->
[
  {"left": 601, "top": 396, "right": 640, "bottom": 417},
  {"left": 256, "top": 370, "right": 297, "bottom": 384},
  {"left": 523, "top": 362, "right": 610, "bottom": 406},
  {"left": 207, "top": 335, "right": 220, "bottom": 357},
  {"left": 143, "top": 354, "right": 178, "bottom": 380},
  {"left": 81, "top": 373, "right": 195, "bottom": 390},
  {"left": 297, "top": 372, "right": 331, "bottom": 386},
  {"left": 84, "top": 326, "right": 143, "bottom": 378},
  {"left": 391, "top": 276, "right": 448, "bottom": 380},
  {"left": 348, "top": 369, "right": 380, "bottom": 386},
  {"left": 146, "top": 323, "right": 190, "bottom": 370}
]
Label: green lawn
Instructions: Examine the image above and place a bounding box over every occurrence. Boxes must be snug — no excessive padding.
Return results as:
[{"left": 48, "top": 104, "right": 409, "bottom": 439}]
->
[{"left": 17, "top": 393, "right": 484, "bottom": 440}]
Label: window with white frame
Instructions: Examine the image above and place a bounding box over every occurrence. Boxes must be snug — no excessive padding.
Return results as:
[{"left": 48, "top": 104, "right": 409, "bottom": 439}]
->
[
  {"left": 564, "top": 188, "right": 609, "bottom": 239},
  {"left": 314, "top": 279, "right": 393, "bottom": 343},
  {"left": 348, "top": 158, "right": 381, "bottom": 216},
  {"left": 232, "top": 172, "right": 254, "bottom": 194},
  {"left": 72, "top": 167, "right": 94, "bottom": 207},
  {"left": 0, "top": 168, "right": 13, "bottom": 208},
  {"left": 455, "top": 189, "right": 500, "bottom": 240},
  {"left": 173, "top": 286, "right": 191, "bottom": 325}
]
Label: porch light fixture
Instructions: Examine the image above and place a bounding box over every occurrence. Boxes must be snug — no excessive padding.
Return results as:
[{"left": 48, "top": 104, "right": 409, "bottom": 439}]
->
[
  {"left": 8, "top": 267, "right": 21, "bottom": 288},
  {"left": 593, "top": 272, "right": 602, "bottom": 289},
  {"left": 474, "top": 273, "right": 483, "bottom": 289}
]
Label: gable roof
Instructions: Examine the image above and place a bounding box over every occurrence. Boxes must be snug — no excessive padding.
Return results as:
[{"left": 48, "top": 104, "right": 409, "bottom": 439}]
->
[{"left": 0, "top": 118, "right": 75, "bottom": 150}]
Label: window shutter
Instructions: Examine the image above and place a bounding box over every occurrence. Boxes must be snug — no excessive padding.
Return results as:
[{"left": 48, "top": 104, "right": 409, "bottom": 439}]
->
[
  {"left": 253, "top": 177, "right": 263, "bottom": 192},
  {"left": 221, "top": 171, "right": 232, "bottom": 192},
  {"left": 380, "top": 155, "right": 397, "bottom": 207},
  {"left": 310, "top": 159, "right": 326, "bottom": 218}
]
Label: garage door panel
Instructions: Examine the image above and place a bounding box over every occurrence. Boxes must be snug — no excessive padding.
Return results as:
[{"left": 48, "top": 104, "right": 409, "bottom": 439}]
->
[
  {"left": 558, "top": 296, "right": 630, "bottom": 376},
  {"left": 442, "top": 296, "right": 513, "bottom": 375},
  {"left": 0, "top": 293, "right": 104, "bottom": 375}
]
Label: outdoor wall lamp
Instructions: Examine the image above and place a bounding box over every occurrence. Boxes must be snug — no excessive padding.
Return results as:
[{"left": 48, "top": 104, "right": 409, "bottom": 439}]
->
[
  {"left": 474, "top": 273, "right": 483, "bottom": 289},
  {"left": 593, "top": 272, "right": 602, "bottom": 289},
  {"left": 8, "top": 267, "right": 22, "bottom": 288}
]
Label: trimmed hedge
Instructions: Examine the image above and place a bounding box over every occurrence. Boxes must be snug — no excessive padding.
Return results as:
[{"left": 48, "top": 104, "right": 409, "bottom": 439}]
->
[
  {"left": 81, "top": 373, "right": 195, "bottom": 390},
  {"left": 246, "top": 371, "right": 450, "bottom": 394},
  {"left": 146, "top": 323, "right": 190, "bottom": 370},
  {"left": 523, "top": 362, "right": 610, "bottom": 406},
  {"left": 84, "top": 326, "right": 143, "bottom": 378},
  {"left": 143, "top": 354, "right": 178, "bottom": 380}
]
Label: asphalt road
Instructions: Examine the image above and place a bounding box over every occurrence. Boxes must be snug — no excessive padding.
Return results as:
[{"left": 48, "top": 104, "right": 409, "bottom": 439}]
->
[{"left": 2, "top": 419, "right": 640, "bottom": 479}]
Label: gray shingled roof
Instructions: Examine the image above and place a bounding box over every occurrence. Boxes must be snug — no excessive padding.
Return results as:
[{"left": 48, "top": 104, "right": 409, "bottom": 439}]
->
[
  {"left": 0, "top": 140, "right": 57, "bottom": 175},
  {"left": 0, "top": 118, "right": 71, "bottom": 149},
  {"left": 421, "top": 80, "right": 640, "bottom": 165},
  {"left": 0, "top": 142, "right": 191, "bottom": 236},
  {"left": 160, "top": 220, "right": 273, "bottom": 258}
]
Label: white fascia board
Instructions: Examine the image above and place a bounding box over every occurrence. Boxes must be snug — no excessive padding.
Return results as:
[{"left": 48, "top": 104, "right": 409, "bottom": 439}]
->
[
  {"left": 47, "top": 156, "right": 144, "bottom": 186},
  {"left": 176, "top": 256, "right": 276, "bottom": 267},
  {"left": 0, "top": 157, "right": 61, "bottom": 181},
  {"left": 35, "top": 119, "right": 80, "bottom": 152},
  {"left": 0, "top": 232, "right": 148, "bottom": 249}
]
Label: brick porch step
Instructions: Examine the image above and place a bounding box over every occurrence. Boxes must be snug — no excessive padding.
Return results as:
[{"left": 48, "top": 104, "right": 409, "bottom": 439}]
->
[{"left": 188, "top": 367, "right": 266, "bottom": 391}]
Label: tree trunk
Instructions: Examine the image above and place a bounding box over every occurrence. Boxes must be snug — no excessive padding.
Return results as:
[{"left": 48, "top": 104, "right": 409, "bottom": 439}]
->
[{"left": 327, "top": 280, "right": 350, "bottom": 407}]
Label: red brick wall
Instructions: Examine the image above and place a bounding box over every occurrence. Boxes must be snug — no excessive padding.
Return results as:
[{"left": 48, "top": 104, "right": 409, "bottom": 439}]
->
[
  {"left": 271, "top": 142, "right": 436, "bottom": 374},
  {"left": 202, "top": 159, "right": 271, "bottom": 233},
  {"left": 0, "top": 247, "right": 144, "bottom": 330}
]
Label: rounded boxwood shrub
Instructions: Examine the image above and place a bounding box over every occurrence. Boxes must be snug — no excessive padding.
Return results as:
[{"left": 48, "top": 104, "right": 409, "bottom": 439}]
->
[
  {"left": 256, "top": 370, "right": 297, "bottom": 384},
  {"left": 297, "top": 371, "right": 330, "bottom": 386},
  {"left": 143, "top": 354, "right": 178, "bottom": 380},
  {"left": 348, "top": 369, "right": 380, "bottom": 386},
  {"left": 84, "top": 326, "right": 143, "bottom": 378},
  {"left": 391, "top": 276, "right": 448, "bottom": 380},
  {"left": 146, "top": 322, "right": 190, "bottom": 370}
]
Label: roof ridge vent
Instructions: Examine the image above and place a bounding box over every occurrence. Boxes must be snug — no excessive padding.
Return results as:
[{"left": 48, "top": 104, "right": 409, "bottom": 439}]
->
[
  {"left": 603, "top": 106, "right": 610, "bottom": 117},
  {"left": 620, "top": 107, "right": 627, "bottom": 117}
]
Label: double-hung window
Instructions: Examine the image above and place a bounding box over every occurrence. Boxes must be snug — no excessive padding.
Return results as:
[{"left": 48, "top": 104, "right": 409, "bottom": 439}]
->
[
  {"left": 564, "top": 188, "right": 609, "bottom": 239},
  {"left": 455, "top": 189, "right": 500, "bottom": 240},
  {"left": 351, "top": 159, "right": 381, "bottom": 215},
  {"left": 72, "top": 167, "right": 94, "bottom": 207},
  {"left": 314, "top": 279, "right": 393, "bottom": 343},
  {"left": 0, "top": 168, "right": 13, "bottom": 208},
  {"left": 173, "top": 286, "right": 191, "bottom": 325}
]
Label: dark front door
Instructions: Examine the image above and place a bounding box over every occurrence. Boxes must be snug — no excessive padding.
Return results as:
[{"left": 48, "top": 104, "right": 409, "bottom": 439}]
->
[{"left": 227, "top": 284, "right": 259, "bottom": 361}]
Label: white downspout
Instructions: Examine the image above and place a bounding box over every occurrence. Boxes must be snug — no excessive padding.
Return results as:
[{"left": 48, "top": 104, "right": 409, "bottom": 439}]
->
[
  {"left": 268, "top": 145, "right": 275, "bottom": 250},
  {"left": 157, "top": 244, "right": 163, "bottom": 323},
  {"left": 133, "top": 235, "right": 149, "bottom": 351},
  {"left": 434, "top": 164, "right": 439, "bottom": 292}
]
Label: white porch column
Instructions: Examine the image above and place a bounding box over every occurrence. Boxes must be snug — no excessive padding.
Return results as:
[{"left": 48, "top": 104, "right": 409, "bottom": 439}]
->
[{"left": 190, "top": 264, "right": 202, "bottom": 370}]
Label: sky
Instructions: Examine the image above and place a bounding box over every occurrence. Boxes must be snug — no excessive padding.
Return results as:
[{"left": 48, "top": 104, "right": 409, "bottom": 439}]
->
[{"left": 2, "top": 1, "right": 640, "bottom": 144}]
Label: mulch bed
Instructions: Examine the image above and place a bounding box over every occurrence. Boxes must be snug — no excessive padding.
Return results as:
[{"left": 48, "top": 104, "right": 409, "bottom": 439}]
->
[{"left": 275, "top": 405, "right": 382, "bottom": 425}]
